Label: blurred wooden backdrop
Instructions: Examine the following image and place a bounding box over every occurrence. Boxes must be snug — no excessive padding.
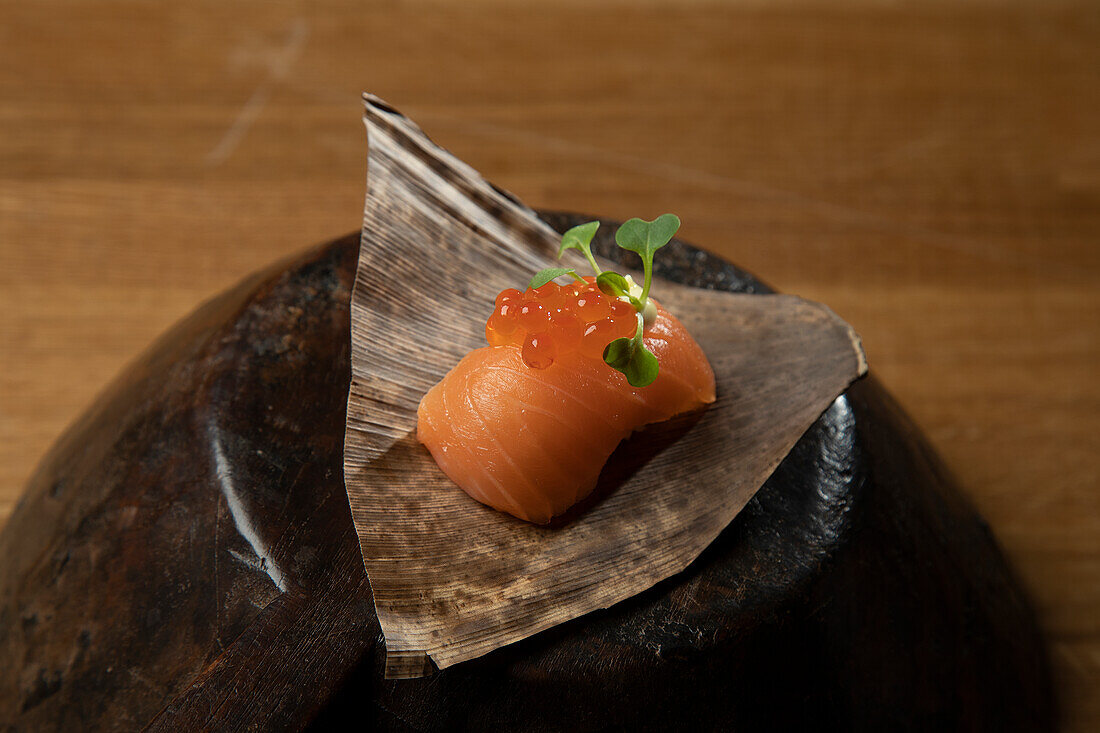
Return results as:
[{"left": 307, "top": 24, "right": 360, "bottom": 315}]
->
[{"left": 1, "top": 0, "right": 1097, "bottom": 727}]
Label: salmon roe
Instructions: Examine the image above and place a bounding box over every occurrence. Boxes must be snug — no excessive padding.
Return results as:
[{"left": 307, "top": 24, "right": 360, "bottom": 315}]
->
[{"left": 485, "top": 280, "right": 640, "bottom": 369}]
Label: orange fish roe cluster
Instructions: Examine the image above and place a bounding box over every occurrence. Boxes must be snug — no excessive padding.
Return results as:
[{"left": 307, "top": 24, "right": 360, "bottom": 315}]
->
[{"left": 486, "top": 277, "right": 638, "bottom": 369}]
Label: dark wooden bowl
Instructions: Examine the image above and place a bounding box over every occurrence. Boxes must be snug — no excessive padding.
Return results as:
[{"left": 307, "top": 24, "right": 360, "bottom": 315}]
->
[{"left": 0, "top": 216, "right": 1055, "bottom": 731}]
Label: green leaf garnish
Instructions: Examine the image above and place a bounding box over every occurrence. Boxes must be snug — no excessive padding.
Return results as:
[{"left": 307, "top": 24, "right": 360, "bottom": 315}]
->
[
  {"left": 559, "top": 221, "right": 602, "bottom": 276},
  {"left": 613, "top": 214, "right": 680, "bottom": 303},
  {"left": 528, "top": 267, "right": 582, "bottom": 290},
  {"left": 528, "top": 214, "right": 682, "bottom": 387},
  {"left": 602, "top": 335, "right": 635, "bottom": 370},
  {"left": 596, "top": 272, "right": 646, "bottom": 310},
  {"left": 602, "top": 314, "right": 659, "bottom": 388},
  {"left": 596, "top": 271, "right": 629, "bottom": 297},
  {"left": 623, "top": 344, "right": 659, "bottom": 388}
]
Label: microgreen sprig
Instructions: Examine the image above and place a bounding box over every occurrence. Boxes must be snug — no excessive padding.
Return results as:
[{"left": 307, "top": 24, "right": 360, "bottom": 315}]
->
[
  {"left": 532, "top": 214, "right": 681, "bottom": 388},
  {"left": 528, "top": 266, "right": 584, "bottom": 289},
  {"left": 614, "top": 214, "right": 680, "bottom": 304},
  {"left": 528, "top": 223, "right": 602, "bottom": 289},
  {"left": 602, "top": 313, "right": 660, "bottom": 388},
  {"left": 594, "top": 271, "right": 644, "bottom": 311},
  {"left": 558, "top": 221, "right": 602, "bottom": 275}
]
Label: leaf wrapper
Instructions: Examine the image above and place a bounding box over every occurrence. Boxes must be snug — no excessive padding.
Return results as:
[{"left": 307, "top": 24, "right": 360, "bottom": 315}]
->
[{"left": 344, "top": 95, "right": 867, "bottom": 679}]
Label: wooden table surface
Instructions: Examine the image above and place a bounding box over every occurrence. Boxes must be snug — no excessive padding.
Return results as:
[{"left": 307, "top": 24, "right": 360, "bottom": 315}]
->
[{"left": 1, "top": 0, "right": 1096, "bottom": 727}]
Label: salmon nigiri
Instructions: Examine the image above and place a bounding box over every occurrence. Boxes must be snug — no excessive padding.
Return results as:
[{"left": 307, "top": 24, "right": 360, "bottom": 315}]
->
[{"left": 417, "top": 215, "right": 716, "bottom": 523}]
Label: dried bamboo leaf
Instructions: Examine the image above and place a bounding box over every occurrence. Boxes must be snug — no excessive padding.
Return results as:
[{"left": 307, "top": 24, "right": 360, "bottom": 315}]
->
[{"left": 344, "top": 95, "right": 867, "bottom": 678}]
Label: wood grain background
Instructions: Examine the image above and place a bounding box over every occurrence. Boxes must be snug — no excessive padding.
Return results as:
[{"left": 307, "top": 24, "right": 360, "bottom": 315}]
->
[{"left": 0, "top": 0, "right": 1096, "bottom": 727}]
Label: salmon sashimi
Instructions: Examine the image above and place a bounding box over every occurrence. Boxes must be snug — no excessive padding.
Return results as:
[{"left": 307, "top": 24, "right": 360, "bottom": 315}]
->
[{"left": 417, "top": 302, "right": 715, "bottom": 523}]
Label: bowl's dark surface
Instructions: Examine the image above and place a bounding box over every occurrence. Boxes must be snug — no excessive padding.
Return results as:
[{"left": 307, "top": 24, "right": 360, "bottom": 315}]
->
[{"left": 0, "top": 216, "right": 1054, "bottom": 731}]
